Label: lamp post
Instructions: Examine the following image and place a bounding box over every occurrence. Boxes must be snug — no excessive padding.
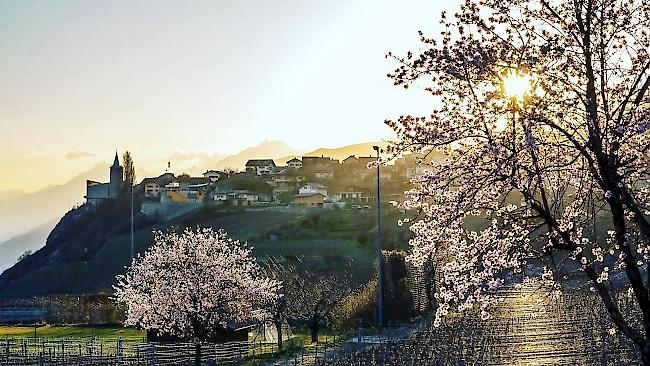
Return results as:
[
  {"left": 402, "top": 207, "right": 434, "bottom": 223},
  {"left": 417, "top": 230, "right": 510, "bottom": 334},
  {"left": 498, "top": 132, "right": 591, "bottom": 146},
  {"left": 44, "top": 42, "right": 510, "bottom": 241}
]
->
[
  {"left": 130, "top": 181, "right": 134, "bottom": 261},
  {"left": 373, "top": 145, "right": 384, "bottom": 327}
]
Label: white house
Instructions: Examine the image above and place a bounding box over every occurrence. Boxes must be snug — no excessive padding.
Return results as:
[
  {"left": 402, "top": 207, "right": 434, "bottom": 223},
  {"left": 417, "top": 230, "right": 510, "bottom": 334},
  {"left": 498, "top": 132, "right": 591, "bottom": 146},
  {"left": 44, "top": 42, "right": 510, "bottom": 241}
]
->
[
  {"left": 286, "top": 158, "right": 302, "bottom": 169},
  {"left": 214, "top": 190, "right": 261, "bottom": 205},
  {"left": 245, "top": 159, "right": 276, "bottom": 175},
  {"left": 165, "top": 182, "right": 181, "bottom": 191},
  {"left": 203, "top": 170, "right": 223, "bottom": 182},
  {"left": 214, "top": 193, "right": 228, "bottom": 201},
  {"left": 144, "top": 182, "right": 161, "bottom": 197},
  {"left": 299, "top": 183, "right": 327, "bottom": 197}
]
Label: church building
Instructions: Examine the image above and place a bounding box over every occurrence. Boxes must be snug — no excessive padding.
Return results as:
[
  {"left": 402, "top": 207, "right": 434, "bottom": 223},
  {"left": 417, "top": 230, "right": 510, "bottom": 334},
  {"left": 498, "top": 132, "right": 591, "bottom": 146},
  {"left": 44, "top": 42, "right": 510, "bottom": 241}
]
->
[{"left": 85, "top": 152, "right": 124, "bottom": 204}]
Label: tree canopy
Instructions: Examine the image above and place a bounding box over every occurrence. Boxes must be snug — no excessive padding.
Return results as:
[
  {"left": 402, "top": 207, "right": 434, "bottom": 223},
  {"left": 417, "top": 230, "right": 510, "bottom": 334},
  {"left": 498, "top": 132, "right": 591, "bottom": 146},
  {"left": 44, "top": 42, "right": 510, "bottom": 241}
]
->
[
  {"left": 114, "top": 227, "right": 278, "bottom": 342},
  {"left": 386, "top": 0, "right": 650, "bottom": 360}
]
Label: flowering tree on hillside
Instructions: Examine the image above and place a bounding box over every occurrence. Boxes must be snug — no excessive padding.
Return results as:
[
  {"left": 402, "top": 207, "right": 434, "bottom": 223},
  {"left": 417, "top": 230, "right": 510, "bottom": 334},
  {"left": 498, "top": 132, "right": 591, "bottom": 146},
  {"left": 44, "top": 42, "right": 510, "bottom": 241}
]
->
[
  {"left": 114, "top": 227, "right": 278, "bottom": 364},
  {"left": 386, "top": 0, "right": 650, "bottom": 361}
]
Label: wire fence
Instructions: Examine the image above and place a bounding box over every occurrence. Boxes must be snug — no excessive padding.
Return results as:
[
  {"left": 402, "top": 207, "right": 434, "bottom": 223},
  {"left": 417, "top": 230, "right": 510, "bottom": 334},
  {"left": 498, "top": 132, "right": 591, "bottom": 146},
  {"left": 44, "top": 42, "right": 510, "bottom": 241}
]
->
[{"left": 0, "top": 336, "right": 285, "bottom": 365}]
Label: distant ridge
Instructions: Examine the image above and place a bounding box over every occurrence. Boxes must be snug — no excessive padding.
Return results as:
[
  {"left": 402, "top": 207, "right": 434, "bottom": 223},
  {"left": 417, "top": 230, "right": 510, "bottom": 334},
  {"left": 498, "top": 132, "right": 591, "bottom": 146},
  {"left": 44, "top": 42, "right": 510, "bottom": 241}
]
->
[
  {"left": 213, "top": 140, "right": 303, "bottom": 171},
  {"left": 0, "top": 163, "right": 151, "bottom": 247},
  {"left": 0, "top": 219, "right": 58, "bottom": 273},
  {"left": 276, "top": 141, "right": 390, "bottom": 165}
]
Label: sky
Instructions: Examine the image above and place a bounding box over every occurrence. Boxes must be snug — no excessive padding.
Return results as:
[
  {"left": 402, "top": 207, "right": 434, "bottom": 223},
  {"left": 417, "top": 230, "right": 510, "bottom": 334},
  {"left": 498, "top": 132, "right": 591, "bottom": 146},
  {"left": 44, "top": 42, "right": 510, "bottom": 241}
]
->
[{"left": 0, "top": 0, "right": 453, "bottom": 192}]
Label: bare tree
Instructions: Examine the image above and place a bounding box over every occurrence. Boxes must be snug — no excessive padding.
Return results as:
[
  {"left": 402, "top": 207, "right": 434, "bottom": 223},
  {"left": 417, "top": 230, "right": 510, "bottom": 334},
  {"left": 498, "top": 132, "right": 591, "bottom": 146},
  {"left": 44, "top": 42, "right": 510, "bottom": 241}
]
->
[
  {"left": 293, "top": 267, "right": 352, "bottom": 343},
  {"left": 17, "top": 250, "right": 32, "bottom": 263},
  {"left": 259, "top": 257, "right": 300, "bottom": 349},
  {"left": 222, "top": 167, "right": 236, "bottom": 178}
]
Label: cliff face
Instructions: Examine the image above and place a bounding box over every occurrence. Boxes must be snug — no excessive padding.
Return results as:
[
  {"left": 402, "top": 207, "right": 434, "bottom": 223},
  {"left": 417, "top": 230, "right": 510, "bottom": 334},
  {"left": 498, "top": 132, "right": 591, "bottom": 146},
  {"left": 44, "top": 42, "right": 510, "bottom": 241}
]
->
[{"left": 0, "top": 196, "right": 145, "bottom": 291}]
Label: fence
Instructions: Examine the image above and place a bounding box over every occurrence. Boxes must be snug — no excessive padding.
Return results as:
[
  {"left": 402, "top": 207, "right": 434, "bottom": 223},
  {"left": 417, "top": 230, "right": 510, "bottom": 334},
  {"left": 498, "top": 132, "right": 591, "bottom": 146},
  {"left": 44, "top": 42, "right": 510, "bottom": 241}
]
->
[
  {"left": 0, "top": 336, "right": 284, "bottom": 365},
  {"left": 268, "top": 335, "right": 342, "bottom": 366}
]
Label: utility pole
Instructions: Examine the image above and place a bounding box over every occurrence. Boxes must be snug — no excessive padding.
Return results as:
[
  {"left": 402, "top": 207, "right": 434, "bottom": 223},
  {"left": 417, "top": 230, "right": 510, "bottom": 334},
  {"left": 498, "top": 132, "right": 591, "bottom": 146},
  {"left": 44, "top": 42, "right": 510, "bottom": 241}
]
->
[
  {"left": 373, "top": 145, "right": 384, "bottom": 327},
  {"left": 130, "top": 182, "right": 134, "bottom": 261}
]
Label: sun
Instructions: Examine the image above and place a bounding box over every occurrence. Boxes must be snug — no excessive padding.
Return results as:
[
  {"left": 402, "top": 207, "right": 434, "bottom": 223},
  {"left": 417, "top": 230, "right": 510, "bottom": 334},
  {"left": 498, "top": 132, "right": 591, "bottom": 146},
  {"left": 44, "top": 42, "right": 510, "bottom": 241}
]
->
[{"left": 503, "top": 72, "right": 532, "bottom": 100}]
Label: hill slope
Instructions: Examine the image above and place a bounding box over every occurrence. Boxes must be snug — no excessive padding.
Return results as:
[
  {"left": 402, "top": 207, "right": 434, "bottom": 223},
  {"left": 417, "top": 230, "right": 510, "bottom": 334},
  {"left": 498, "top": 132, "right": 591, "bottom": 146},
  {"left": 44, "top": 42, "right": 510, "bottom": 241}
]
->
[{"left": 0, "top": 205, "right": 409, "bottom": 296}]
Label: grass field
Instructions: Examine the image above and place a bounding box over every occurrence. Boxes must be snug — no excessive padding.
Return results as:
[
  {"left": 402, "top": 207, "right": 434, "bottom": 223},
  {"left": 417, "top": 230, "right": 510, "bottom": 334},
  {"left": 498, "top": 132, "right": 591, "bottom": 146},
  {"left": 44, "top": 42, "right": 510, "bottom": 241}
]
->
[{"left": 0, "top": 325, "right": 145, "bottom": 340}]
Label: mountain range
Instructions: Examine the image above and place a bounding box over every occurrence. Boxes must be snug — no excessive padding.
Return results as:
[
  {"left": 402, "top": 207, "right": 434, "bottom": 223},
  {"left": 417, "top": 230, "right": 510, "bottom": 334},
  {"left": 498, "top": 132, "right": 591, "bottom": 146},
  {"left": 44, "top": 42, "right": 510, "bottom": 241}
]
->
[
  {"left": 277, "top": 141, "right": 389, "bottom": 164},
  {"left": 0, "top": 220, "right": 58, "bottom": 273}
]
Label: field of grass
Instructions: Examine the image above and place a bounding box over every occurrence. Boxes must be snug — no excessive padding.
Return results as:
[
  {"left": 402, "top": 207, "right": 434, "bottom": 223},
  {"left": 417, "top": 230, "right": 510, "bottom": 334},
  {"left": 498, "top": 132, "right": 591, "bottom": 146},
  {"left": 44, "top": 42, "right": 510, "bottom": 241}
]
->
[{"left": 0, "top": 325, "right": 145, "bottom": 340}]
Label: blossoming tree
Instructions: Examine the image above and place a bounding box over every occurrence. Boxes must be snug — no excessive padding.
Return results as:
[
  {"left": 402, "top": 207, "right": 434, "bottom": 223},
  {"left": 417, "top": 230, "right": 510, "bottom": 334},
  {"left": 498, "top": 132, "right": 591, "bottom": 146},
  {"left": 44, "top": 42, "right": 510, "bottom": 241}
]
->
[
  {"left": 385, "top": 0, "right": 650, "bottom": 361},
  {"left": 114, "top": 227, "right": 278, "bottom": 364}
]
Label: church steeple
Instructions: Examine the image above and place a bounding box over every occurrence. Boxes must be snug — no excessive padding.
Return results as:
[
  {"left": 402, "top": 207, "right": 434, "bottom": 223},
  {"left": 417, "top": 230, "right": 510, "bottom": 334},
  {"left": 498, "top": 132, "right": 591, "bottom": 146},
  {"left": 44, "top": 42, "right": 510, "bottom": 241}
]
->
[
  {"left": 112, "top": 151, "right": 120, "bottom": 167},
  {"left": 109, "top": 150, "right": 124, "bottom": 198}
]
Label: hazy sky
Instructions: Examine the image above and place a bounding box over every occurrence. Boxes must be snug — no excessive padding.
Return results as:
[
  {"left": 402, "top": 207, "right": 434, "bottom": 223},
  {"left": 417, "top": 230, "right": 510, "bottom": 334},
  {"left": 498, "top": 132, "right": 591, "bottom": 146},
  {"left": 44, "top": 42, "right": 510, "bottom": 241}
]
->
[{"left": 1, "top": 0, "right": 453, "bottom": 192}]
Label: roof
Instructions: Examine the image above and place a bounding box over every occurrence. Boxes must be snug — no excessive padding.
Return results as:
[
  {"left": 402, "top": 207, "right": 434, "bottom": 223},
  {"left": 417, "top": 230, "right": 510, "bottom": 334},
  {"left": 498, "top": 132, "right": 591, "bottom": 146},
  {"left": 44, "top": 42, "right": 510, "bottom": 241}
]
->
[
  {"left": 175, "top": 175, "right": 211, "bottom": 184},
  {"left": 302, "top": 155, "right": 337, "bottom": 162},
  {"left": 341, "top": 185, "right": 369, "bottom": 192},
  {"left": 236, "top": 190, "right": 259, "bottom": 196},
  {"left": 294, "top": 192, "right": 326, "bottom": 198},
  {"left": 111, "top": 151, "right": 120, "bottom": 168},
  {"left": 286, "top": 157, "right": 301, "bottom": 163},
  {"left": 343, "top": 155, "right": 358, "bottom": 163},
  {"left": 245, "top": 159, "right": 276, "bottom": 167},
  {"left": 358, "top": 156, "right": 377, "bottom": 165},
  {"left": 301, "top": 183, "right": 326, "bottom": 189},
  {"left": 215, "top": 189, "right": 260, "bottom": 195},
  {"left": 203, "top": 170, "right": 223, "bottom": 175},
  {"left": 273, "top": 167, "right": 304, "bottom": 176},
  {"left": 139, "top": 174, "right": 176, "bottom": 187},
  {"left": 187, "top": 183, "right": 210, "bottom": 189}
]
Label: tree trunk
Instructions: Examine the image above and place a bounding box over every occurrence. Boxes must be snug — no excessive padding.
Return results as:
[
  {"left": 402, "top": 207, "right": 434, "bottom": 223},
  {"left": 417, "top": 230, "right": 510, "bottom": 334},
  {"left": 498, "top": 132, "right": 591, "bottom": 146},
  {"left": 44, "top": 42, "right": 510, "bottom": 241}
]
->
[
  {"left": 275, "top": 322, "right": 283, "bottom": 350},
  {"left": 642, "top": 341, "right": 650, "bottom": 366},
  {"left": 310, "top": 323, "right": 319, "bottom": 343},
  {"left": 195, "top": 342, "right": 201, "bottom": 366}
]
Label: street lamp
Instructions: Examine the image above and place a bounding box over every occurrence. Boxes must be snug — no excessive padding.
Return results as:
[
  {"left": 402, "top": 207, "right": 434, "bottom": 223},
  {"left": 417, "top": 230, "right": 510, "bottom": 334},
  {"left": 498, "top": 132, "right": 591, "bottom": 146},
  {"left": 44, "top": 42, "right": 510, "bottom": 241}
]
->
[
  {"left": 373, "top": 145, "right": 384, "bottom": 327},
  {"left": 130, "top": 181, "right": 134, "bottom": 261}
]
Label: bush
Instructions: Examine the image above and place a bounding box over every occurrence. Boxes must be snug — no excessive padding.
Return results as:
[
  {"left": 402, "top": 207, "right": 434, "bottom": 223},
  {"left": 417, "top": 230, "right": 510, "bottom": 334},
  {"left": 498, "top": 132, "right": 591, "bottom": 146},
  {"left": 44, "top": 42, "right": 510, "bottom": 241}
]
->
[{"left": 330, "top": 280, "right": 377, "bottom": 331}]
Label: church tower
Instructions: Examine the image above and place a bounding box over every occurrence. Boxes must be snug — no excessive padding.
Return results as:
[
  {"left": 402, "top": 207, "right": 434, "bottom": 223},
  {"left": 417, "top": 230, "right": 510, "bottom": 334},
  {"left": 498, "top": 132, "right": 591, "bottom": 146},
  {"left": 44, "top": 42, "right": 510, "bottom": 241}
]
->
[{"left": 109, "top": 151, "right": 124, "bottom": 198}]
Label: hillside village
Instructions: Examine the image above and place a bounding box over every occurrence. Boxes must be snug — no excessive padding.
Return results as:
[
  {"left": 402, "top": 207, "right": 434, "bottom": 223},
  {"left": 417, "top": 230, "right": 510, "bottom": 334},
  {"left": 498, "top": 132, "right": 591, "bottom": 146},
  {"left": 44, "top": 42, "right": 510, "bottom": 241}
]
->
[{"left": 86, "top": 151, "right": 428, "bottom": 217}]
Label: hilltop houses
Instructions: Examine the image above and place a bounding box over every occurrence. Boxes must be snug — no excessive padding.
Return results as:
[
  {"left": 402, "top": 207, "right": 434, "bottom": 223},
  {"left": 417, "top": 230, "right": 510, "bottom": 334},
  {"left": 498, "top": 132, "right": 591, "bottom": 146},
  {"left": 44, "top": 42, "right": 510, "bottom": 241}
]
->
[
  {"left": 301, "top": 156, "right": 338, "bottom": 178},
  {"left": 270, "top": 167, "right": 306, "bottom": 201},
  {"left": 86, "top": 149, "right": 424, "bottom": 212}
]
